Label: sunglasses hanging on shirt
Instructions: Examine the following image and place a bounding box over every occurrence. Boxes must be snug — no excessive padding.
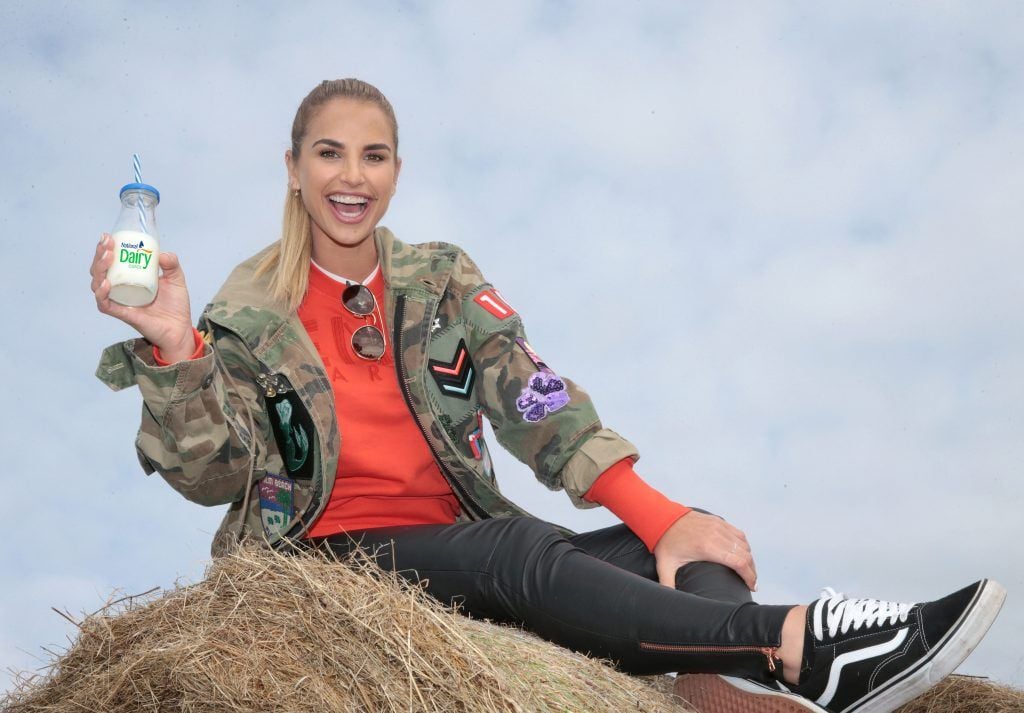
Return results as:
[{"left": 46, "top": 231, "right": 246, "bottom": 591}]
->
[{"left": 341, "top": 283, "right": 386, "bottom": 361}]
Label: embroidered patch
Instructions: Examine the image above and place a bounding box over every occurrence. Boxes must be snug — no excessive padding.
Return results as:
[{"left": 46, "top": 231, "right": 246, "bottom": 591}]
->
[
  {"left": 515, "top": 337, "right": 549, "bottom": 370},
  {"left": 259, "top": 473, "right": 295, "bottom": 538},
  {"left": 275, "top": 400, "right": 310, "bottom": 473},
  {"left": 473, "top": 289, "right": 515, "bottom": 320},
  {"left": 516, "top": 371, "right": 570, "bottom": 422},
  {"left": 263, "top": 375, "right": 315, "bottom": 480},
  {"left": 428, "top": 338, "right": 476, "bottom": 400},
  {"left": 468, "top": 410, "right": 484, "bottom": 459}
]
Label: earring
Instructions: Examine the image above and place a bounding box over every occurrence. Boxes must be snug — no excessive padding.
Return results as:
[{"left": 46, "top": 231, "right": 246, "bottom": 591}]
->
[{"left": 292, "top": 188, "right": 300, "bottom": 197}]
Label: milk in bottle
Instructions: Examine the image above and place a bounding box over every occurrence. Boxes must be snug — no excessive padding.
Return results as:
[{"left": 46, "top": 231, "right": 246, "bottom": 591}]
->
[{"left": 108, "top": 183, "right": 160, "bottom": 306}]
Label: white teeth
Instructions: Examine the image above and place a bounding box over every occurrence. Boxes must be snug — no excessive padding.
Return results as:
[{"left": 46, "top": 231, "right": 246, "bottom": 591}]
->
[{"left": 329, "top": 194, "right": 369, "bottom": 205}]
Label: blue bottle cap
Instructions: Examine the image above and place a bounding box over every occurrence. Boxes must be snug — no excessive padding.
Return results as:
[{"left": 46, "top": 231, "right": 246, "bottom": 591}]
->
[{"left": 119, "top": 182, "right": 161, "bottom": 203}]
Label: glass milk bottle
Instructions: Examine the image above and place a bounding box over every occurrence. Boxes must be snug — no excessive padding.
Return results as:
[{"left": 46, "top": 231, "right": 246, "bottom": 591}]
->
[{"left": 108, "top": 182, "right": 161, "bottom": 306}]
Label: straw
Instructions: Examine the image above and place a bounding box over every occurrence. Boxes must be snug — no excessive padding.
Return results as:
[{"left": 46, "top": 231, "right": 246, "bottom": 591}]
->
[{"left": 132, "top": 153, "right": 148, "bottom": 233}]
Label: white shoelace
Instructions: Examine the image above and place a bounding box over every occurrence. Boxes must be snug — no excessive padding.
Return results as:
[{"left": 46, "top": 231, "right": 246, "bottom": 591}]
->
[{"left": 813, "top": 587, "right": 914, "bottom": 641}]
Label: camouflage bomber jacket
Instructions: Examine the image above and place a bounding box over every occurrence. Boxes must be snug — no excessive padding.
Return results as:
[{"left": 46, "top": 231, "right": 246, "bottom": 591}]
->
[{"left": 96, "top": 227, "right": 638, "bottom": 557}]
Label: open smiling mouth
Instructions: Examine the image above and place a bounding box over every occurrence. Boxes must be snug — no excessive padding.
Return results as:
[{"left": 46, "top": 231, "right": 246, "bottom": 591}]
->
[{"left": 328, "top": 194, "right": 371, "bottom": 223}]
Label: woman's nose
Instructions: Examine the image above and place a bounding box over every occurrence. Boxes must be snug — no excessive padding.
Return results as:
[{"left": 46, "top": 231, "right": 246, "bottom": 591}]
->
[{"left": 339, "top": 158, "right": 364, "bottom": 185}]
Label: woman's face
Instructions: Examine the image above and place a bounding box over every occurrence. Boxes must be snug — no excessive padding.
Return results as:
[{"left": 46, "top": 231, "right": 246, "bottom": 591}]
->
[{"left": 286, "top": 98, "right": 401, "bottom": 255}]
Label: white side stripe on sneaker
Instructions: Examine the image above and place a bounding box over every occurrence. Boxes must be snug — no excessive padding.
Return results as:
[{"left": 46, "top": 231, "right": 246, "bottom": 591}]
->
[{"left": 815, "top": 628, "right": 908, "bottom": 707}]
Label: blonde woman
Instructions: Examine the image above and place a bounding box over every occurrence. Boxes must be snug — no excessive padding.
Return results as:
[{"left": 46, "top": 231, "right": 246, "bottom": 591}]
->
[{"left": 91, "top": 79, "right": 1004, "bottom": 713}]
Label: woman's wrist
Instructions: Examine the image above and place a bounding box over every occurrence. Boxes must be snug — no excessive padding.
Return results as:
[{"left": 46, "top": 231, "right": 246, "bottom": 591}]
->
[{"left": 153, "top": 327, "right": 204, "bottom": 365}]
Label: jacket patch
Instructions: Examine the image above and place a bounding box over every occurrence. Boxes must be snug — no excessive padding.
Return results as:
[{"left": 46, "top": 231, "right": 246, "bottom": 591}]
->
[
  {"left": 473, "top": 289, "right": 515, "bottom": 320},
  {"left": 262, "top": 373, "right": 315, "bottom": 480},
  {"left": 259, "top": 473, "right": 295, "bottom": 539},
  {"left": 516, "top": 371, "right": 570, "bottom": 422},
  {"left": 428, "top": 338, "right": 476, "bottom": 400},
  {"left": 275, "top": 400, "right": 310, "bottom": 472},
  {"left": 468, "top": 410, "right": 484, "bottom": 459},
  {"left": 468, "top": 425, "right": 483, "bottom": 459}
]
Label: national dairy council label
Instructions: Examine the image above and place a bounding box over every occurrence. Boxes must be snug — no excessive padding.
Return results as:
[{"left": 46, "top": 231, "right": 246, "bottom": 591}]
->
[{"left": 119, "top": 238, "right": 155, "bottom": 269}]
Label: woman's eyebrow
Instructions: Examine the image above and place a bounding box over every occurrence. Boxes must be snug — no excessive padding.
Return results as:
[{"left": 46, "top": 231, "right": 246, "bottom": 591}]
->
[{"left": 311, "top": 138, "right": 392, "bottom": 152}]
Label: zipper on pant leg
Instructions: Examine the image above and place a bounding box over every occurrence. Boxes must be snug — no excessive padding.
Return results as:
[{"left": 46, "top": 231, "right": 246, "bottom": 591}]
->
[{"left": 638, "top": 642, "right": 780, "bottom": 673}]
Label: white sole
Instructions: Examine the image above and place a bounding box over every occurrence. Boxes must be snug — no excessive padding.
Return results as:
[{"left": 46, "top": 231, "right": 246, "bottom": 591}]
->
[
  {"left": 847, "top": 579, "right": 1007, "bottom": 713},
  {"left": 674, "top": 674, "right": 826, "bottom": 712}
]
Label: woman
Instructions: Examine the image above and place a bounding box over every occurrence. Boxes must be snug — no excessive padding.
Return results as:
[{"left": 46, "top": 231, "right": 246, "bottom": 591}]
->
[{"left": 91, "top": 79, "right": 1004, "bottom": 713}]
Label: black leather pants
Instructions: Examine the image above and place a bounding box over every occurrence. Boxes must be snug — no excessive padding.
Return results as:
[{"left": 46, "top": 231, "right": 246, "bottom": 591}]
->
[{"left": 315, "top": 516, "right": 791, "bottom": 680}]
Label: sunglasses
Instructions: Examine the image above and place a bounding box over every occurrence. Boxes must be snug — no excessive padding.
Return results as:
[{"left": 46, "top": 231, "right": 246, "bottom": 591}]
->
[{"left": 341, "top": 283, "right": 386, "bottom": 360}]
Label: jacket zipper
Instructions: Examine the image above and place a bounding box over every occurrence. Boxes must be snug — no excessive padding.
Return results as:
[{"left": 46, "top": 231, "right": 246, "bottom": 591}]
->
[
  {"left": 638, "top": 642, "right": 779, "bottom": 673},
  {"left": 393, "top": 294, "right": 490, "bottom": 521},
  {"left": 204, "top": 313, "right": 322, "bottom": 538}
]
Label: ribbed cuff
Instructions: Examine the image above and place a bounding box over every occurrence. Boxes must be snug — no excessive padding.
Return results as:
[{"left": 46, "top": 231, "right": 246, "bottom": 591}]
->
[
  {"left": 153, "top": 327, "right": 205, "bottom": 366},
  {"left": 583, "top": 458, "right": 691, "bottom": 552}
]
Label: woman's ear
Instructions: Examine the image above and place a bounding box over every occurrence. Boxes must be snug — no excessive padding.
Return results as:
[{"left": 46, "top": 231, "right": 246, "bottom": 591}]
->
[
  {"left": 285, "top": 149, "right": 299, "bottom": 192},
  {"left": 393, "top": 156, "right": 402, "bottom": 194}
]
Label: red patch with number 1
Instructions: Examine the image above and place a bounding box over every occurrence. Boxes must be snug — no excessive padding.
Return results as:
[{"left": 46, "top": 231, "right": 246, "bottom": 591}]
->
[{"left": 473, "top": 289, "right": 516, "bottom": 320}]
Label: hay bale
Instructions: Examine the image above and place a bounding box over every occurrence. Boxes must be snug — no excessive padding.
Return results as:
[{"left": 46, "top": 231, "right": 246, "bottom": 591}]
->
[
  {"left": 895, "top": 674, "right": 1024, "bottom": 713},
  {"left": 7, "top": 547, "right": 1018, "bottom": 712},
  {"left": 1, "top": 546, "right": 689, "bottom": 712}
]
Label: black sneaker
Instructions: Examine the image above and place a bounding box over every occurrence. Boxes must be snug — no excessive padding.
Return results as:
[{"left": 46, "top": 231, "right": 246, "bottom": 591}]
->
[{"left": 793, "top": 579, "right": 1006, "bottom": 713}]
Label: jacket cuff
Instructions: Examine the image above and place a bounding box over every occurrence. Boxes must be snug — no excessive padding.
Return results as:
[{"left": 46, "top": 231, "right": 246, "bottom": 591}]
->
[
  {"left": 96, "top": 337, "right": 215, "bottom": 417},
  {"left": 559, "top": 428, "right": 639, "bottom": 507}
]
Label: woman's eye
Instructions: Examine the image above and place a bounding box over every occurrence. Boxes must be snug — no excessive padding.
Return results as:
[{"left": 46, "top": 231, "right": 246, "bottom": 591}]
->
[
  {"left": 319, "top": 149, "right": 339, "bottom": 159},
  {"left": 365, "top": 153, "right": 385, "bottom": 162}
]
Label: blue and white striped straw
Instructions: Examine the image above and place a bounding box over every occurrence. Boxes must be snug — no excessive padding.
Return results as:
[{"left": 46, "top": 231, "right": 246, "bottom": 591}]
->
[{"left": 132, "top": 153, "right": 148, "bottom": 233}]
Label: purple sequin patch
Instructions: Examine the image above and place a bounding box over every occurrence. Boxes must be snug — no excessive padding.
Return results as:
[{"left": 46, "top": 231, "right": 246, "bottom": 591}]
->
[{"left": 516, "top": 370, "right": 570, "bottom": 422}]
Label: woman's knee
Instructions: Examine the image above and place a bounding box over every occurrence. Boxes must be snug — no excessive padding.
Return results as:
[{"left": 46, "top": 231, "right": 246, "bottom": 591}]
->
[{"left": 674, "top": 561, "right": 752, "bottom": 603}]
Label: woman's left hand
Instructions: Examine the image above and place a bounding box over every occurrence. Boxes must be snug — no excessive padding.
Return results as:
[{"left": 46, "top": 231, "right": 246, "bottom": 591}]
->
[{"left": 652, "top": 511, "right": 758, "bottom": 591}]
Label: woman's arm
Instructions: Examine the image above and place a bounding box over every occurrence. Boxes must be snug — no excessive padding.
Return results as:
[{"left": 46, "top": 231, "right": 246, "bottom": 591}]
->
[
  {"left": 584, "top": 460, "right": 757, "bottom": 590},
  {"left": 448, "top": 249, "right": 757, "bottom": 590},
  {"left": 92, "top": 234, "right": 265, "bottom": 506},
  {"left": 451, "top": 250, "right": 638, "bottom": 504}
]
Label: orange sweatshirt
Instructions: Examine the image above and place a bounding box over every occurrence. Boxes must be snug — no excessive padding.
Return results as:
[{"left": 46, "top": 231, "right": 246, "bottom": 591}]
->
[{"left": 299, "top": 262, "right": 461, "bottom": 538}]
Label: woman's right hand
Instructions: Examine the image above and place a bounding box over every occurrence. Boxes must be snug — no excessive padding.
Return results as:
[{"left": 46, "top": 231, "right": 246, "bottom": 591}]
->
[
  {"left": 91, "top": 233, "right": 196, "bottom": 363},
  {"left": 653, "top": 510, "right": 758, "bottom": 592}
]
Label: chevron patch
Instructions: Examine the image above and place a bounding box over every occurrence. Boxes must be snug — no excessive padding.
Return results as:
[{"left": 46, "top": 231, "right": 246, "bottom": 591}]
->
[{"left": 428, "top": 339, "right": 476, "bottom": 400}]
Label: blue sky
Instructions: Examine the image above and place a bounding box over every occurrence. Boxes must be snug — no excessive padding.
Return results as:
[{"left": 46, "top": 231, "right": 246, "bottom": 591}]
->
[{"left": 2, "top": 0, "right": 1023, "bottom": 692}]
